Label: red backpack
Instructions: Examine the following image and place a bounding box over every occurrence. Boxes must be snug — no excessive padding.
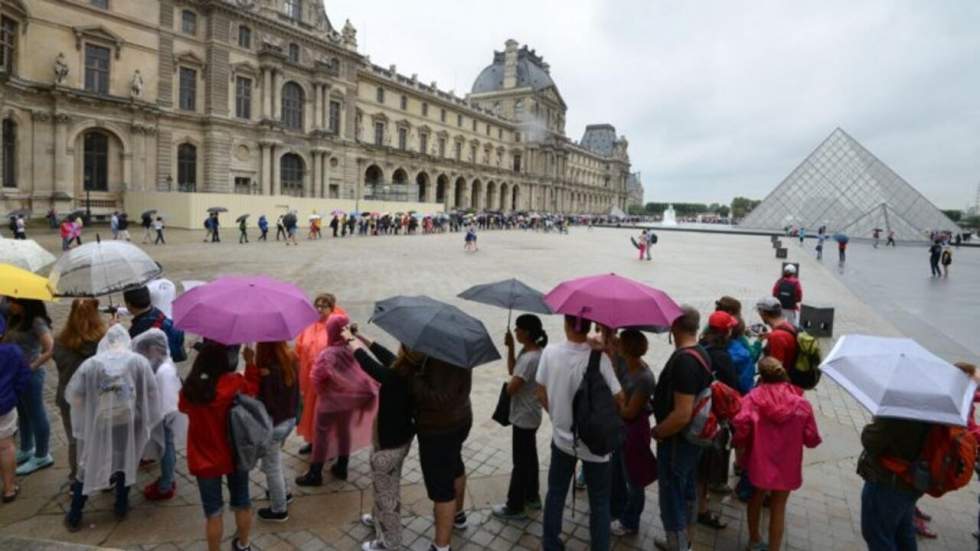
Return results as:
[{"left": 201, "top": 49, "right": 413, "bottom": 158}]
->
[
  {"left": 681, "top": 348, "right": 742, "bottom": 447},
  {"left": 879, "top": 425, "right": 977, "bottom": 498}
]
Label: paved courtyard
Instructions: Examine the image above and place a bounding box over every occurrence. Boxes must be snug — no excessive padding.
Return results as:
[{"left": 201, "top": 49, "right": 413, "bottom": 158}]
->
[{"left": 1, "top": 226, "right": 977, "bottom": 550}]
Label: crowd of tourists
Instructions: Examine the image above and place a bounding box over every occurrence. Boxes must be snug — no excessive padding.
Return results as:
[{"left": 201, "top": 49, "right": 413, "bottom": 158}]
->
[{"left": 0, "top": 268, "right": 978, "bottom": 551}]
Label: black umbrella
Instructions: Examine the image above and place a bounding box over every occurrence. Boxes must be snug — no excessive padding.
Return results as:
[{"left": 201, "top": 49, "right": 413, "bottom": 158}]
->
[
  {"left": 207, "top": 207, "right": 228, "bottom": 213},
  {"left": 369, "top": 295, "right": 501, "bottom": 369},
  {"left": 67, "top": 209, "right": 86, "bottom": 220},
  {"left": 141, "top": 209, "right": 158, "bottom": 218},
  {"left": 236, "top": 214, "right": 250, "bottom": 223},
  {"left": 6, "top": 208, "right": 29, "bottom": 218},
  {"left": 458, "top": 278, "right": 552, "bottom": 327},
  {"left": 283, "top": 212, "right": 297, "bottom": 227}
]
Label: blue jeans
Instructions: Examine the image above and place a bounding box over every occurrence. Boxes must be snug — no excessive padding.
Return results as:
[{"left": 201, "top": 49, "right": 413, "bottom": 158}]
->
[
  {"left": 610, "top": 445, "right": 645, "bottom": 531},
  {"left": 196, "top": 470, "right": 251, "bottom": 518},
  {"left": 261, "top": 419, "right": 295, "bottom": 513},
  {"left": 158, "top": 419, "right": 176, "bottom": 492},
  {"left": 657, "top": 438, "right": 702, "bottom": 536},
  {"left": 17, "top": 368, "right": 50, "bottom": 457},
  {"left": 543, "top": 443, "right": 611, "bottom": 551},
  {"left": 861, "top": 481, "right": 918, "bottom": 551}
]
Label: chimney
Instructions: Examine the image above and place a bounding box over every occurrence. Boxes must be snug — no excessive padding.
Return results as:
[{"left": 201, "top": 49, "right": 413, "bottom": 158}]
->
[
  {"left": 389, "top": 64, "right": 397, "bottom": 75},
  {"left": 503, "top": 39, "right": 519, "bottom": 89}
]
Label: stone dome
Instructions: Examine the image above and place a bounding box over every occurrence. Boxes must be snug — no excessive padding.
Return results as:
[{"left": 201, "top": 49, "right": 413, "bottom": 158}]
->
[{"left": 471, "top": 46, "right": 556, "bottom": 94}]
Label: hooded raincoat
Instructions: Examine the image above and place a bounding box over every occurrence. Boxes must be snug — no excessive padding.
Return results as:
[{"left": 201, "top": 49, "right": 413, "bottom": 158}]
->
[
  {"left": 131, "top": 329, "right": 187, "bottom": 460},
  {"left": 732, "top": 382, "right": 821, "bottom": 491},
  {"left": 66, "top": 325, "right": 162, "bottom": 495},
  {"left": 295, "top": 305, "right": 347, "bottom": 442},
  {"left": 309, "top": 314, "right": 379, "bottom": 462}
]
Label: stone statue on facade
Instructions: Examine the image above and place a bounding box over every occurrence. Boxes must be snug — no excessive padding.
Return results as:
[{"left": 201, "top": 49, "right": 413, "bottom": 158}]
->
[
  {"left": 341, "top": 19, "right": 357, "bottom": 50},
  {"left": 130, "top": 69, "right": 144, "bottom": 98},
  {"left": 54, "top": 53, "right": 69, "bottom": 85}
]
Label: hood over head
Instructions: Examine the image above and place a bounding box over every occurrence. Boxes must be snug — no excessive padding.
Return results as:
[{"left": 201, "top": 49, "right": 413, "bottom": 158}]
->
[
  {"left": 752, "top": 382, "right": 804, "bottom": 424},
  {"left": 98, "top": 324, "right": 133, "bottom": 356},
  {"left": 326, "top": 313, "right": 350, "bottom": 346},
  {"left": 131, "top": 328, "right": 171, "bottom": 371}
]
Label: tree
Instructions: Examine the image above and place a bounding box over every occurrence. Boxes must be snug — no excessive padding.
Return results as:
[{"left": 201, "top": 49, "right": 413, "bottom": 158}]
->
[
  {"left": 716, "top": 205, "right": 731, "bottom": 218},
  {"left": 942, "top": 209, "right": 962, "bottom": 222},
  {"left": 627, "top": 204, "right": 646, "bottom": 216},
  {"left": 731, "top": 196, "right": 761, "bottom": 220}
]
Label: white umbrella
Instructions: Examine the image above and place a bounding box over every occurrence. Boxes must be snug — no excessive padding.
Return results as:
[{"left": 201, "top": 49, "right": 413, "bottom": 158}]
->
[
  {"left": 0, "top": 237, "right": 57, "bottom": 272},
  {"left": 821, "top": 335, "right": 977, "bottom": 426},
  {"left": 48, "top": 240, "right": 162, "bottom": 297}
]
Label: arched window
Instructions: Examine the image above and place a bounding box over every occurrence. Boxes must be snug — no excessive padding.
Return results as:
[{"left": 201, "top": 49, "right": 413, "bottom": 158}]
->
[
  {"left": 177, "top": 143, "right": 197, "bottom": 192},
  {"left": 2, "top": 119, "right": 15, "bottom": 188},
  {"left": 83, "top": 131, "right": 109, "bottom": 192},
  {"left": 281, "top": 82, "right": 304, "bottom": 130},
  {"left": 280, "top": 153, "right": 304, "bottom": 196}
]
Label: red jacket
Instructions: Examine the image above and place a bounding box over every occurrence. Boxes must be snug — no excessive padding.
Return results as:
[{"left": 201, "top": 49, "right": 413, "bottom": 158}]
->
[
  {"left": 178, "top": 371, "right": 258, "bottom": 478},
  {"left": 767, "top": 322, "right": 798, "bottom": 371},
  {"left": 772, "top": 276, "right": 803, "bottom": 310}
]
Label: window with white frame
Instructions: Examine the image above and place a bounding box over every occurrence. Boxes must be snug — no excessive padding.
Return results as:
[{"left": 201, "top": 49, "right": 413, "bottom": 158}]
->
[
  {"left": 238, "top": 26, "right": 251, "bottom": 49},
  {"left": 84, "top": 44, "right": 111, "bottom": 95}
]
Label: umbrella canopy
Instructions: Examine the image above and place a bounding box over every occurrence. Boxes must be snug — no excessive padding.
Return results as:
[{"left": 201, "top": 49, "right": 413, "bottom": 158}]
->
[
  {"left": 173, "top": 276, "right": 318, "bottom": 345},
  {"left": 833, "top": 233, "right": 849, "bottom": 244},
  {"left": 5, "top": 208, "right": 29, "bottom": 218},
  {"left": 369, "top": 295, "right": 501, "bottom": 369},
  {"left": 544, "top": 273, "right": 683, "bottom": 332},
  {"left": 0, "top": 237, "right": 57, "bottom": 272},
  {"left": 821, "top": 335, "right": 977, "bottom": 426},
  {"left": 331, "top": 209, "right": 345, "bottom": 216},
  {"left": 68, "top": 209, "right": 86, "bottom": 219},
  {"left": 236, "top": 214, "right": 250, "bottom": 223},
  {"left": 207, "top": 207, "right": 228, "bottom": 213},
  {"left": 141, "top": 209, "right": 158, "bottom": 218},
  {"left": 458, "top": 278, "right": 552, "bottom": 316},
  {"left": 48, "top": 240, "right": 162, "bottom": 297},
  {"left": 283, "top": 212, "right": 297, "bottom": 226},
  {"left": 308, "top": 213, "right": 321, "bottom": 221},
  {"left": 0, "top": 263, "right": 55, "bottom": 301}
]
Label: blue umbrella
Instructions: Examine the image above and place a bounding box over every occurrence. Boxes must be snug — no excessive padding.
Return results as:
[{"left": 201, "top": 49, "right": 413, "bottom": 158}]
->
[{"left": 833, "top": 233, "right": 849, "bottom": 244}]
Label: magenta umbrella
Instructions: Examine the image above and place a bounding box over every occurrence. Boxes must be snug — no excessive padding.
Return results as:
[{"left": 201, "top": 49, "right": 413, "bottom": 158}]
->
[
  {"left": 544, "top": 273, "right": 683, "bottom": 332},
  {"left": 172, "top": 276, "right": 318, "bottom": 345}
]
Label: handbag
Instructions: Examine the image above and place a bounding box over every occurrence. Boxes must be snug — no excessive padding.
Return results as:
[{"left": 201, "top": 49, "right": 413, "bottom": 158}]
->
[{"left": 492, "top": 382, "right": 511, "bottom": 427}]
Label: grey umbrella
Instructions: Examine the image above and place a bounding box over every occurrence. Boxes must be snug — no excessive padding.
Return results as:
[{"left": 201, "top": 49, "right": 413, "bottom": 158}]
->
[
  {"left": 458, "top": 278, "right": 552, "bottom": 327},
  {"left": 207, "top": 207, "right": 228, "bottom": 213},
  {"left": 369, "top": 295, "right": 501, "bottom": 369}
]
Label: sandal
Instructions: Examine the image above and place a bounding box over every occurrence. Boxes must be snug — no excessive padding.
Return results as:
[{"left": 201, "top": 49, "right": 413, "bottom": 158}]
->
[
  {"left": 913, "top": 517, "right": 937, "bottom": 539},
  {"left": 2, "top": 485, "right": 19, "bottom": 503},
  {"left": 697, "top": 512, "right": 728, "bottom": 530}
]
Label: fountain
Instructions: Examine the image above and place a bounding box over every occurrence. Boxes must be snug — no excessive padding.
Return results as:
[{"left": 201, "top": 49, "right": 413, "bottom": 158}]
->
[{"left": 662, "top": 204, "right": 678, "bottom": 226}]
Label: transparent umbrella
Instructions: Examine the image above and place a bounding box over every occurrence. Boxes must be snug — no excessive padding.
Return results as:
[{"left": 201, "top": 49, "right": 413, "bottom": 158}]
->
[
  {"left": 0, "top": 237, "right": 57, "bottom": 273},
  {"left": 48, "top": 238, "right": 162, "bottom": 297}
]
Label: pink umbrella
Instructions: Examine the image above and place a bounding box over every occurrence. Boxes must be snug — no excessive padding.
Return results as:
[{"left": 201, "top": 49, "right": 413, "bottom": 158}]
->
[
  {"left": 544, "top": 273, "right": 683, "bottom": 331},
  {"left": 173, "top": 276, "right": 318, "bottom": 345}
]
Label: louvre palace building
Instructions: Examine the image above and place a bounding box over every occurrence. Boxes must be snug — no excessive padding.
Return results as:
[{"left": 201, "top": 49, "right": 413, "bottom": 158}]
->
[{"left": 0, "top": 0, "right": 632, "bottom": 222}]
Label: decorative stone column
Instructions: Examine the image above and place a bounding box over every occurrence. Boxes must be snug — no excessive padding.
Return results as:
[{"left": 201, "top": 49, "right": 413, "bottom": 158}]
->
[
  {"left": 270, "top": 145, "right": 280, "bottom": 196},
  {"left": 308, "top": 150, "right": 318, "bottom": 198},
  {"left": 272, "top": 70, "right": 283, "bottom": 121},
  {"left": 262, "top": 67, "right": 273, "bottom": 120}
]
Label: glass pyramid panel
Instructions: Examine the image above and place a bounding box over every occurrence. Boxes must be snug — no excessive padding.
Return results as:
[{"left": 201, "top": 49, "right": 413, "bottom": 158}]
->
[{"left": 740, "top": 128, "right": 959, "bottom": 241}]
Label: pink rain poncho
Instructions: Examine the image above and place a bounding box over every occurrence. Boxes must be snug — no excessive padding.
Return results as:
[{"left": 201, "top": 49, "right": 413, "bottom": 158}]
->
[
  {"left": 309, "top": 314, "right": 379, "bottom": 462},
  {"left": 131, "top": 328, "right": 187, "bottom": 460},
  {"left": 66, "top": 325, "right": 162, "bottom": 495}
]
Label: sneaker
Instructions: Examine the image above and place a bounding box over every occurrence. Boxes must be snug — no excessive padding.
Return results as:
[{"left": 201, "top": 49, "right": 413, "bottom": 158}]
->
[
  {"left": 231, "top": 537, "right": 251, "bottom": 551},
  {"left": 295, "top": 471, "right": 323, "bottom": 487},
  {"left": 330, "top": 463, "right": 348, "bottom": 481},
  {"left": 298, "top": 443, "right": 312, "bottom": 455},
  {"left": 361, "top": 540, "right": 389, "bottom": 551},
  {"left": 64, "top": 513, "right": 82, "bottom": 533},
  {"left": 360, "top": 514, "right": 375, "bottom": 527},
  {"left": 427, "top": 546, "right": 450, "bottom": 551},
  {"left": 264, "top": 491, "right": 294, "bottom": 504},
  {"left": 257, "top": 507, "right": 289, "bottom": 523},
  {"left": 16, "top": 454, "right": 53, "bottom": 476},
  {"left": 525, "top": 498, "right": 542, "bottom": 511},
  {"left": 453, "top": 511, "right": 468, "bottom": 530},
  {"left": 491, "top": 504, "right": 527, "bottom": 520},
  {"left": 653, "top": 538, "right": 691, "bottom": 551},
  {"left": 144, "top": 479, "right": 176, "bottom": 501},
  {"left": 15, "top": 448, "right": 34, "bottom": 465},
  {"left": 610, "top": 520, "right": 637, "bottom": 537},
  {"left": 745, "top": 543, "right": 768, "bottom": 551}
]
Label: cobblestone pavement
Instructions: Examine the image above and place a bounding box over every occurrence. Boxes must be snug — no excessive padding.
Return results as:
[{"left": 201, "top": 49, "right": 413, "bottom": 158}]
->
[{"left": 1, "top": 226, "right": 976, "bottom": 550}]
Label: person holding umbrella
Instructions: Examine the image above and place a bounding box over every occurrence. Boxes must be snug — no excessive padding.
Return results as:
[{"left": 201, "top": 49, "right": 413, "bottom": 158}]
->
[
  {"left": 257, "top": 215, "right": 269, "bottom": 241},
  {"left": 210, "top": 212, "right": 221, "bottom": 243},
  {"left": 0, "top": 314, "right": 32, "bottom": 502},
  {"left": 238, "top": 215, "right": 249, "bottom": 244},
  {"left": 60, "top": 217, "right": 74, "bottom": 251},
  {"left": 141, "top": 211, "right": 154, "bottom": 244}
]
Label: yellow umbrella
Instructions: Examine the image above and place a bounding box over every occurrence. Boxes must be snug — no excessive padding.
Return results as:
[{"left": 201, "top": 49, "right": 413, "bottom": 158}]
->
[{"left": 0, "top": 263, "right": 55, "bottom": 301}]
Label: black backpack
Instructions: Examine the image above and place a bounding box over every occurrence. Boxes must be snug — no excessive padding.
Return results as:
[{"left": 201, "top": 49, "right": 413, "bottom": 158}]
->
[
  {"left": 572, "top": 351, "right": 624, "bottom": 456},
  {"left": 776, "top": 279, "right": 797, "bottom": 309}
]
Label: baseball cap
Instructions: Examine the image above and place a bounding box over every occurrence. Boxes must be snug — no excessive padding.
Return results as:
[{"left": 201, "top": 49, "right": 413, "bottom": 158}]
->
[
  {"left": 783, "top": 264, "right": 797, "bottom": 275},
  {"left": 708, "top": 311, "right": 737, "bottom": 331},
  {"left": 756, "top": 296, "right": 783, "bottom": 314}
]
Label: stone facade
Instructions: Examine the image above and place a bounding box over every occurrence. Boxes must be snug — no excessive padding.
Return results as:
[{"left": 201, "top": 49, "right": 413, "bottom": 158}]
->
[
  {"left": 0, "top": 0, "right": 631, "bottom": 216},
  {"left": 626, "top": 171, "right": 644, "bottom": 208}
]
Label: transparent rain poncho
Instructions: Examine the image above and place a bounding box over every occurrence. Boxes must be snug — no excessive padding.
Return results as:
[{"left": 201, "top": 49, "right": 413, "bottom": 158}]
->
[
  {"left": 131, "top": 328, "right": 187, "bottom": 460},
  {"left": 66, "top": 325, "right": 162, "bottom": 495}
]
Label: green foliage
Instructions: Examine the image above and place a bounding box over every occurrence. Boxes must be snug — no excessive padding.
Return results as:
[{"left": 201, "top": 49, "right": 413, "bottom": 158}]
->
[
  {"left": 627, "top": 204, "right": 647, "bottom": 216},
  {"left": 942, "top": 209, "right": 963, "bottom": 222},
  {"left": 731, "top": 197, "right": 762, "bottom": 219}
]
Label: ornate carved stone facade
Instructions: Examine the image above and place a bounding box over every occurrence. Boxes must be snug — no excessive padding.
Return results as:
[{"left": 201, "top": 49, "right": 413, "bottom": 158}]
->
[{"left": 0, "top": 0, "right": 631, "bottom": 215}]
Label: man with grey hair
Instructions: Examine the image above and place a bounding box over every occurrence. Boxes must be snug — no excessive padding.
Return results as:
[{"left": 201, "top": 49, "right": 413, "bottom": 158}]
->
[{"left": 652, "top": 306, "right": 712, "bottom": 551}]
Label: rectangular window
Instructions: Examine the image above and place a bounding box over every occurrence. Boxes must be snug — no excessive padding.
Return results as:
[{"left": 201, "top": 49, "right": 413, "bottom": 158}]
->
[
  {"left": 181, "top": 10, "right": 197, "bottom": 35},
  {"left": 472, "top": 119, "right": 477, "bottom": 131},
  {"left": 376, "top": 87, "right": 384, "bottom": 103},
  {"left": 234, "top": 177, "right": 251, "bottom": 194},
  {"left": 328, "top": 100, "right": 341, "bottom": 133},
  {"left": 90, "top": 0, "right": 108, "bottom": 9},
  {"left": 397, "top": 127, "right": 407, "bottom": 150},
  {"left": 179, "top": 67, "right": 197, "bottom": 111},
  {"left": 238, "top": 26, "right": 251, "bottom": 48},
  {"left": 470, "top": 145, "right": 477, "bottom": 162},
  {"left": 422, "top": 102, "right": 429, "bottom": 117},
  {"left": 328, "top": 184, "right": 339, "bottom": 198},
  {"left": 374, "top": 122, "right": 384, "bottom": 146},
  {"left": 419, "top": 134, "right": 428, "bottom": 155},
  {"left": 486, "top": 124, "right": 491, "bottom": 136},
  {"left": 288, "top": 44, "right": 300, "bottom": 63},
  {"left": 438, "top": 138, "right": 446, "bottom": 158},
  {"left": 0, "top": 17, "right": 16, "bottom": 75},
  {"left": 285, "top": 0, "right": 302, "bottom": 20},
  {"left": 84, "top": 44, "right": 111, "bottom": 95},
  {"left": 235, "top": 76, "right": 251, "bottom": 119},
  {"left": 455, "top": 142, "right": 462, "bottom": 161},
  {"left": 440, "top": 109, "right": 446, "bottom": 123},
  {"left": 498, "top": 128, "right": 503, "bottom": 139},
  {"left": 400, "top": 95, "right": 407, "bottom": 110},
  {"left": 2, "top": 119, "right": 15, "bottom": 188},
  {"left": 513, "top": 153, "right": 522, "bottom": 173},
  {"left": 457, "top": 114, "right": 463, "bottom": 127}
]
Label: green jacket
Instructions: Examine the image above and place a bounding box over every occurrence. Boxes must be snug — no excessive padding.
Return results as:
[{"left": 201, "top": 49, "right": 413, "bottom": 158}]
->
[{"left": 857, "top": 417, "right": 930, "bottom": 495}]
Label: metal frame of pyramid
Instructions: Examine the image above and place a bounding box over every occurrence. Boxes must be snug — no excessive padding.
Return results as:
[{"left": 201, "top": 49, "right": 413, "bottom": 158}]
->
[{"left": 739, "top": 128, "right": 959, "bottom": 242}]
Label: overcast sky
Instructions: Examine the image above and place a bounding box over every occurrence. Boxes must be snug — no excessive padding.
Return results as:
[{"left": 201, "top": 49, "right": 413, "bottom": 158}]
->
[{"left": 324, "top": 0, "right": 980, "bottom": 209}]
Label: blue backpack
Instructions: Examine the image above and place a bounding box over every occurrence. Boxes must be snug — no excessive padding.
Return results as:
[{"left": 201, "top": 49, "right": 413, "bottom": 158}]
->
[{"left": 151, "top": 312, "right": 187, "bottom": 363}]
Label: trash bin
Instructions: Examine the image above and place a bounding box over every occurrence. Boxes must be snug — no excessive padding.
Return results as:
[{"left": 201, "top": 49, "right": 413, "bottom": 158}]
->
[{"left": 800, "top": 304, "right": 834, "bottom": 337}]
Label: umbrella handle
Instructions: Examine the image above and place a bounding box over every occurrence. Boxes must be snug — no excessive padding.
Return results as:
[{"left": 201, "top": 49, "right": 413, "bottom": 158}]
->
[{"left": 507, "top": 307, "right": 512, "bottom": 330}]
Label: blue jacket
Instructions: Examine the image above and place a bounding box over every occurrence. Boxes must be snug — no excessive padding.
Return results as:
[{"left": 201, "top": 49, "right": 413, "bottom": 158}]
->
[
  {"left": 0, "top": 344, "right": 31, "bottom": 415},
  {"left": 728, "top": 336, "right": 758, "bottom": 395},
  {"left": 258, "top": 216, "right": 269, "bottom": 231},
  {"left": 130, "top": 307, "right": 187, "bottom": 362}
]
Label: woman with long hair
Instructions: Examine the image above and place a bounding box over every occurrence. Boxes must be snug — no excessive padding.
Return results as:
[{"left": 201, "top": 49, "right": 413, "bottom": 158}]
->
[
  {"left": 733, "top": 357, "right": 821, "bottom": 551},
  {"left": 295, "top": 293, "right": 347, "bottom": 455},
  {"left": 2, "top": 299, "right": 54, "bottom": 476},
  {"left": 243, "top": 341, "right": 299, "bottom": 522},
  {"left": 296, "top": 314, "right": 378, "bottom": 486},
  {"left": 52, "top": 299, "right": 106, "bottom": 483},
  {"left": 492, "top": 314, "right": 548, "bottom": 521},
  {"left": 179, "top": 344, "right": 258, "bottom": 551}
]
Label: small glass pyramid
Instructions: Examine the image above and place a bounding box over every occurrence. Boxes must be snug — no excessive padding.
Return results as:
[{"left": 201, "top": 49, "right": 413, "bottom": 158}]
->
[{"left": 740, "top": 128, "right": 959, "bottom": 241}]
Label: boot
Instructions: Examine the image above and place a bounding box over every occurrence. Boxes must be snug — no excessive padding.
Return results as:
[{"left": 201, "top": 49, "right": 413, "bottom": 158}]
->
[
  {"left": 331, "top": 456, "right": 349, "bottom": 481},
  {"left": 295, "top": 463, "right": 323, "bottom": 487}
]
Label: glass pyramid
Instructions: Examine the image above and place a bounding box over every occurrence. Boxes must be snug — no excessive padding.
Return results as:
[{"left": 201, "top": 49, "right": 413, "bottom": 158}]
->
[{"left": 740, "top": 128, "right": 959, "bottom": 241}]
